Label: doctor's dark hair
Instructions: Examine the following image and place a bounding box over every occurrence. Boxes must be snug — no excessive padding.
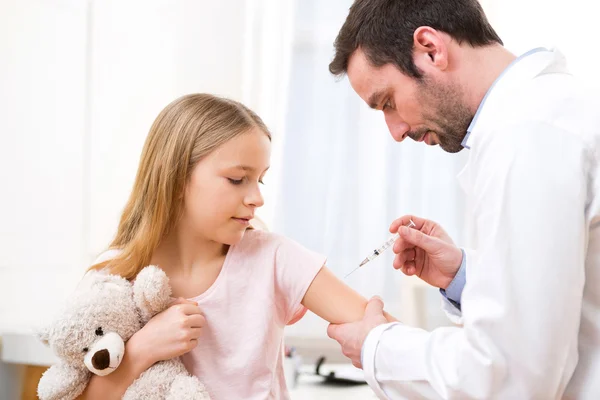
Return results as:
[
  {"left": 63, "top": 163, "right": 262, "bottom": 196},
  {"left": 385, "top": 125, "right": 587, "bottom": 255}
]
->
[{"left": 329, "top": 0, "right": 503, "bottom": 79}]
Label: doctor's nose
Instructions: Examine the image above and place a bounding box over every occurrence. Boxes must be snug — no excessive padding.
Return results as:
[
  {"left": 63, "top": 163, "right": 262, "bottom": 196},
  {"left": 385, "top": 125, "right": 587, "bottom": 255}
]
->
[{"left": 385, "top": 114, "right": 410, "bottom": 142}]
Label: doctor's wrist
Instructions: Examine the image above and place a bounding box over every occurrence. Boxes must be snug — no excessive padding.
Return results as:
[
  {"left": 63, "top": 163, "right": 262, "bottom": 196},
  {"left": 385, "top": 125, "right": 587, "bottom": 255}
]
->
[{"left": 440, "top": 247, "right": 464, "bottom": 289}]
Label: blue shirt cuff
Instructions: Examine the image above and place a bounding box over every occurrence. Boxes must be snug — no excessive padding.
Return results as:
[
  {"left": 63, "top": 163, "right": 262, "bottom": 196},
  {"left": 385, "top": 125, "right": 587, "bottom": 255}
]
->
[{"left": 439, "top": 249, "right": 466, "bottom": 310}]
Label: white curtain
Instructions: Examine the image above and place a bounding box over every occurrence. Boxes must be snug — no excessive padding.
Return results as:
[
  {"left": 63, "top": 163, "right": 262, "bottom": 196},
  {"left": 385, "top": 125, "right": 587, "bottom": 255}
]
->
[{"left": 242, "top": 0, "right": 297, "bottom": 228}]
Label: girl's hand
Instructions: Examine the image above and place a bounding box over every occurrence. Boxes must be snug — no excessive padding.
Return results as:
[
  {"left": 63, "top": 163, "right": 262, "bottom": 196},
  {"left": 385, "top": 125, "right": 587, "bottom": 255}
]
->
[{"left": 132, "top": 297, "right": 205, "bottom": 366}]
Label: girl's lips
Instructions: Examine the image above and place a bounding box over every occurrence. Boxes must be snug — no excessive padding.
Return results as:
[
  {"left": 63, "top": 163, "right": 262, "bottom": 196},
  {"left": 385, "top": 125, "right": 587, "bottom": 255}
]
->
[{"left": 232, "top": 217, "right": 250, "bottom": 225}]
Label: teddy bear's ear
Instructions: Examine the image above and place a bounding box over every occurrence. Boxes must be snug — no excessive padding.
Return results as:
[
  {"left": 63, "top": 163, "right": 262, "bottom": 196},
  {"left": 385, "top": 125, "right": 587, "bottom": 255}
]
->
[
  {"left": 35, "top": 326, "right": 51, "bottom": 346},
  {"left": 133, "top": 265, "right": 172, "bottom": 323}
]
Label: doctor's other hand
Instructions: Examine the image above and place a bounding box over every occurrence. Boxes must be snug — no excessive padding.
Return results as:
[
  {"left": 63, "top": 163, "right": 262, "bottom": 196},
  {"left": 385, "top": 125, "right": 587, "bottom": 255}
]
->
[
  {"left": 327, "top": 296, "right": 388, "bottom": 369},
  {"left": 390, "top": 215, "right": 463, "bottom": 290}
]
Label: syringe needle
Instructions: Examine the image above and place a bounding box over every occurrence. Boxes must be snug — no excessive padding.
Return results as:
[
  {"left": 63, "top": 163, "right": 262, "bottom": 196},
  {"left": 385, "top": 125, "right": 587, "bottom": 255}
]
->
[
  {"left": 344, "top": 265, "right": 361, "bottom": 278},
  {"left": 344, "top": 219, "right": 416, "bottom": 278}
]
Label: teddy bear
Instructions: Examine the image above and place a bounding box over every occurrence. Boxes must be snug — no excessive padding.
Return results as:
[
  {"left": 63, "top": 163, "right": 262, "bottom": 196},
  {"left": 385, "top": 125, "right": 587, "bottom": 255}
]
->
[{"left": 36, "top": 265, "right": 211, "bottom": 400}]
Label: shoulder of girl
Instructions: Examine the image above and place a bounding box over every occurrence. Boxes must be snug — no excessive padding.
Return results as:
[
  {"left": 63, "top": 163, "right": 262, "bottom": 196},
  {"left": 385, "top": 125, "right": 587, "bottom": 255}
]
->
[{"left": 242, "top": 229, "right": 289, "bottom": 250}]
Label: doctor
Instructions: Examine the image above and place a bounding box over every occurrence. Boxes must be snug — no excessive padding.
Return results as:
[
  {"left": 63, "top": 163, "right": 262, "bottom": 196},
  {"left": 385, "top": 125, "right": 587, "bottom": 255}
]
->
[{"left": 326, "top": 0, "right": 600, "bottom": 399}]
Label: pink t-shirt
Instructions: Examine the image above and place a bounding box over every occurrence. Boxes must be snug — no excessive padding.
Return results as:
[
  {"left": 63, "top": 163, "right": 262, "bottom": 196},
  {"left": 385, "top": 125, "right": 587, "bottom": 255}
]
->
[
  {"left": 95, "top": 231, "right": 324, "bottom": 398},
  {"left": 177, "top": 230, "right": 325, "bottom": 399}
]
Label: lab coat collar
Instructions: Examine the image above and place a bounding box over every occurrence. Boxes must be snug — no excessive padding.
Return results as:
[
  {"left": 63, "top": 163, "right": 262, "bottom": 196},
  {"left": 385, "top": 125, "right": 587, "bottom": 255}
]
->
[{"left": 461, "top": 47, "right": 566, "bottom": 150}]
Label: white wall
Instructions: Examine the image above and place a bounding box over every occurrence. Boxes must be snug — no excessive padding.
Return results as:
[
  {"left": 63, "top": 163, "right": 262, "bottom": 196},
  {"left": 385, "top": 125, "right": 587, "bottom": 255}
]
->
[
  {"left": 0, "top": 0, "right": 89, "bottom": 332},
  {"left": 87, "top": 0, "right": 246, "bottom": 257},
  {"left": 481, "top": 0, "right": 600, "bottom": 84},
  {"left": 0, "top": 0, "right": 247, "bottom": 335}
]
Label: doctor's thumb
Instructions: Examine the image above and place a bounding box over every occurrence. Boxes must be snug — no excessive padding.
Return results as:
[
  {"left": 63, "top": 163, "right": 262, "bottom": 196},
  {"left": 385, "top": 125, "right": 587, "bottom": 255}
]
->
[
  {"left": 327, "top": 323, "right": 340, "bottom": 340},
  {"left": 365, "top": 296, "right": 385, "bottom": 316}
]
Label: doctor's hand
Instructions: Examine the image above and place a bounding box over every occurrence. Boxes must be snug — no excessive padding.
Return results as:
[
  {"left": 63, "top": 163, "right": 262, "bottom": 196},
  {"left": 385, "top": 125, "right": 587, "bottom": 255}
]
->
[
  {"left": 327, "top": 297, "right": 388, "bottom": 369},
  {"left": 390, "top": 215, "right": 463, "bottom": 289}
]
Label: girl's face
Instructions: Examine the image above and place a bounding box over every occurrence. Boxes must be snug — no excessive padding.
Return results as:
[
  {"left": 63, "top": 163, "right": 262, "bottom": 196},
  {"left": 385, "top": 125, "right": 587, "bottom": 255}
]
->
[{"left": 181, "top": 128, "right": 271, "bottom": 245}]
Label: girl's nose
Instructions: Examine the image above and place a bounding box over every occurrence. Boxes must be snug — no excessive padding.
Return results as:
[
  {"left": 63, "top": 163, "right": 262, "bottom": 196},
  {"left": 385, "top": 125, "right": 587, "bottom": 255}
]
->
[{"left": 246, "top": 185, "right": 264, "bottom": 208}]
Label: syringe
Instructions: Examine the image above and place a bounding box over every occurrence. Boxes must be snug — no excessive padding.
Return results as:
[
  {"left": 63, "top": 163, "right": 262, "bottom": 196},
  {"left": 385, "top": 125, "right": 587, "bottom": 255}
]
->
[{"left": 344, "top": 219, "right": 416, "bottom": 278}]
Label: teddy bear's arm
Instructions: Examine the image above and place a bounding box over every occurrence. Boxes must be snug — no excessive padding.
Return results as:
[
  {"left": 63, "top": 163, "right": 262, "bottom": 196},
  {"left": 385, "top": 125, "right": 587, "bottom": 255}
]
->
[{"left": 37, "top": 363, "right": 90, "bottom": 400}]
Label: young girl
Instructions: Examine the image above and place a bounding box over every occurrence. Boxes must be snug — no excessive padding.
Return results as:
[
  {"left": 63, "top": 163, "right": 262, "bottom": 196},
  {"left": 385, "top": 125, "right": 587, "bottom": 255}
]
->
[{"left": 81, "top": 94, "right": 392, "bottom": 399}]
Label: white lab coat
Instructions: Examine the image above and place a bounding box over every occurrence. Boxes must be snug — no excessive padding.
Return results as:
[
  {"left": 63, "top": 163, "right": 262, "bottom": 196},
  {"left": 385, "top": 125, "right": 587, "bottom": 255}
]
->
[{"left": 362, "top": 48, "right": 600, "bottom": 399}]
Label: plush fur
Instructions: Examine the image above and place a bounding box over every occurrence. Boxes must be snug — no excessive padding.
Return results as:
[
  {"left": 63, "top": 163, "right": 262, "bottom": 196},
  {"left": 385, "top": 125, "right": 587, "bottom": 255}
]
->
[{"left": 36, "top": 266, "right": 210, "bottom": 400}]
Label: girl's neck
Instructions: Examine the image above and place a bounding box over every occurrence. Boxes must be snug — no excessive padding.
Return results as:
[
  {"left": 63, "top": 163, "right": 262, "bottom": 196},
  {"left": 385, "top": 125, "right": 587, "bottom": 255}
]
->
[{"left": 152, "top": 225, "right": 228, "bottom": 276}]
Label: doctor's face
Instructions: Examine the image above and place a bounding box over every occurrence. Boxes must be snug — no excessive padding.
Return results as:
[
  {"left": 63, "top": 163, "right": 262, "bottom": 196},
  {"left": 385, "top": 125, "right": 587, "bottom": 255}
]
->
[{"left": 347, "top": 49, "right": 473, "bottom": 153}]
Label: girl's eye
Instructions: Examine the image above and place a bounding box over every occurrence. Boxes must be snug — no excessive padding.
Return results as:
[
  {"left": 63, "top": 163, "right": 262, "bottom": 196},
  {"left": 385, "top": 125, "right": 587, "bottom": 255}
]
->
[{"left": 228, "top": 178, "right": 244, "bottom": 185}]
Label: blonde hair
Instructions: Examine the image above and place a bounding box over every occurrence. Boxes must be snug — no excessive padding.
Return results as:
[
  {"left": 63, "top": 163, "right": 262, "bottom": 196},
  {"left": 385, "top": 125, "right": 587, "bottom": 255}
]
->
[{"left": 90, "top": 93, "right": 271, "bottom": 279}]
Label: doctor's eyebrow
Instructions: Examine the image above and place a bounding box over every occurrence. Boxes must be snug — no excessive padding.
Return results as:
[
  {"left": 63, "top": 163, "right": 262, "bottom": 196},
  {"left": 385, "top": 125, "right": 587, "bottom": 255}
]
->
[{"left": 368, "top": 90, "right": 386, "bottom": 109}]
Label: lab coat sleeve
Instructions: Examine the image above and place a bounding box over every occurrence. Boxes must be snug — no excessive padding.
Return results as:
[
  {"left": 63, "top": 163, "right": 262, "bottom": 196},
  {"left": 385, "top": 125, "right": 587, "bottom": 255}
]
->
[
  {"left": 363, "top": 323, "right": 443, "bottom": 400},
  {"left": 440, "top": 297, "right": 462, "bottom": 325},
  {"left": 361, "top": 122, "right": 589, "bottom": 399}
]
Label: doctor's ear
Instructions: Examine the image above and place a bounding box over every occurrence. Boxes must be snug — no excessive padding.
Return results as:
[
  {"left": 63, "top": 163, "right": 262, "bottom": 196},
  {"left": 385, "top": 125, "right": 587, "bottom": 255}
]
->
[{"left": 413, "top": 27, "right": 449, "bottom": 71}]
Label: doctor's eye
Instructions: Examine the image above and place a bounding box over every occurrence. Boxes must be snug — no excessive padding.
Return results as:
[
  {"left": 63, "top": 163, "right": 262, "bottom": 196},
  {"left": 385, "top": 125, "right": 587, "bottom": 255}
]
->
[
  {"left": 383, "top": 99, "right": 393, "bottom": 110},
  {"left": 95, "top": 327, "right": 104, "bottom": 336}
]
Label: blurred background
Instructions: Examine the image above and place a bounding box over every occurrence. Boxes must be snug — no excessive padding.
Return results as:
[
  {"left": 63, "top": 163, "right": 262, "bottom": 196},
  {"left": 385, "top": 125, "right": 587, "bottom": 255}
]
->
[{"left": 1, "top": 0, "right": 599, "bottom": 398}]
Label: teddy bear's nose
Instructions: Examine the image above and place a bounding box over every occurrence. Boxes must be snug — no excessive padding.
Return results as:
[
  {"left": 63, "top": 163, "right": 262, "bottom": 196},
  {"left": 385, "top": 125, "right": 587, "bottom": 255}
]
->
[{"left": 91, "top": 349, "right": 110, "bottom": 370}]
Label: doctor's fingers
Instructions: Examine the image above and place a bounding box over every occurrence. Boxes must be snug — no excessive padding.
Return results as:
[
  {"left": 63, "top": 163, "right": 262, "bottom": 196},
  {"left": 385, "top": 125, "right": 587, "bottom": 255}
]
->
[
  {"left": 392, "top": 235, "right": 415, "bottom": 254},
  {"left": 327, "top": 322, "right": 356, "bottom": 343},
  {"left": 393, "top": 253, "right": 417, "bottom": 275},
  {"left": 389, "top": 215, "right": 428, "bottom": 233},
  {"left": 394, "top": 248, "right": 416, "bottom": 265},
  {"left": 327, "top": 323, "right": 342, "bottom": 341}
]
